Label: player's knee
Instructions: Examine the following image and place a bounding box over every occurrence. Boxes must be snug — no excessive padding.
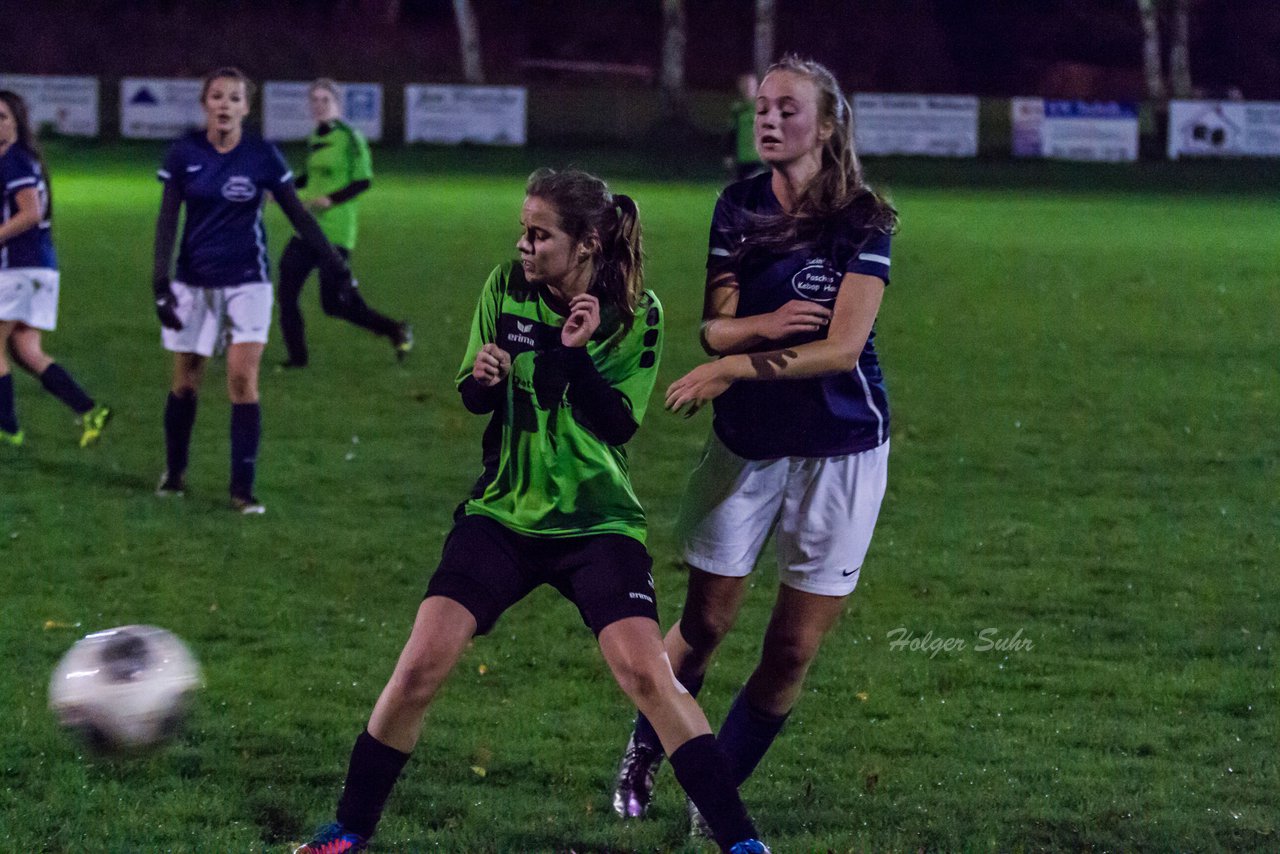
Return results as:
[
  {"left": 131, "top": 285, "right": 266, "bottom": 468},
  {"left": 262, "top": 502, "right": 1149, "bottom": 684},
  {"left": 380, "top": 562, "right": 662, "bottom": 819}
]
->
[
  {"left": 226, "top": 373, "right": 258, "bottom": 402},
  {"left": 678, "top": 608, "right": 733, "bottom": 654},
  {"left": 760, "top": 633, "right": 822, "bottom": 681},
  {"left": 388, "top": 657, "right": 451, "bottom": 709},
  {"left": 610, "top": 656, "right": 666, "bottom": 708}
]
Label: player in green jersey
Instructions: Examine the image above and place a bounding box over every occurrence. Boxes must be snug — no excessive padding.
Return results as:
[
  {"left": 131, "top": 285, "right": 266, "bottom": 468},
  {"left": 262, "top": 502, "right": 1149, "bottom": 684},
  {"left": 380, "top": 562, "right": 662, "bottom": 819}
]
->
[
  {"left": 296, "top": 169, "right": 769, "bottom": 854},
  {"left": 277, "top": 79, "right": 411, "bottom": 368}
]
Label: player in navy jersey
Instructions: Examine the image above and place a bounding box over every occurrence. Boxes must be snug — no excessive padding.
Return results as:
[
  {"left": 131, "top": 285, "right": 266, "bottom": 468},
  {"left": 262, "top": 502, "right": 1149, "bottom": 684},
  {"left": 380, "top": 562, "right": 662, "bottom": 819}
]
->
[
  {"left": 0, "top": 90, "right": 111, "bottom": 449},
  {"left": 295, "top": 169, "right": 768, "bottom": 854},
  {"left": 151, "top": 68, "right": 354, "bottom": 513},
  {"left": 613, "top": 55, "right": 899, "bottom": 829}
]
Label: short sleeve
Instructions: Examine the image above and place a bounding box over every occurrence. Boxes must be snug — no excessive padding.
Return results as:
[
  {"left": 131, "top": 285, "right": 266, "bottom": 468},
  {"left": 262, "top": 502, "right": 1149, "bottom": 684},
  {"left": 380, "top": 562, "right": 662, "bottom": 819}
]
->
[
  {"left": 265, "top": 142, "right": 294, "bottom": 187},
  {"left": 157, "top": 140, "right": 185, "bottom": 185},
  {"left": 2, "top": 153, "right": 37, "bottom": 193},
  {"left": 347, "top": 126, "right": 374, "bottom": 183},
  {"left": 455, "top": 265, "right": 506, "bottom": 389},
  {"left": 593, "top": 292, "right": 664, "bottom": 426},
  {"left": 847, "top": 230, "right": 892, "bottom": 286},
  {"left": 706, "top": 194, "right": 738, "bottom": 273}
]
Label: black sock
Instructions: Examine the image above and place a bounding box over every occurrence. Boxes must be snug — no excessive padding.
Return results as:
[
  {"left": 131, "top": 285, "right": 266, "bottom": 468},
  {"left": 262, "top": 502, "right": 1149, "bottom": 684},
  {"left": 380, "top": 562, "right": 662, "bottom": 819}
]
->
[
  {"left": 229, "top": 402, "right": 260, "bottom": 498},
  {"left": 164, "top": 390, "right": 198, "bottom": 476},
  {"left": 668, "top": 733, "right": 757, "bottom": 851},
  {"left": 39, "top": 363, "right": 93, "bottom": 415},
  {"left": 0, "top": 373, "right": 17, "bottom": 433},
  {"left": 335, "top": 729, "right": 411, "bottom": 840},
  {"left": 718, "top": 689, "right": 789, "bottom": 786},
  {"left": 634, "top": 670, "right": 703, "bottom": 754}
]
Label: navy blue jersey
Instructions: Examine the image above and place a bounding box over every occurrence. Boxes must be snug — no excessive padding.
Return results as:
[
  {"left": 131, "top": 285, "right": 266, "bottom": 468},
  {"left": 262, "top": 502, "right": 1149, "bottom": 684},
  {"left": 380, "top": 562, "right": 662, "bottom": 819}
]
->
[
  {"left": 0, "top": 144, "right": 56, "bottom": 270},
  {"left": 707, "top": 172, "right": 892, "bottom": 460},
  {"left": 157, "top": 131, "right": 293, "bottom": 288}
]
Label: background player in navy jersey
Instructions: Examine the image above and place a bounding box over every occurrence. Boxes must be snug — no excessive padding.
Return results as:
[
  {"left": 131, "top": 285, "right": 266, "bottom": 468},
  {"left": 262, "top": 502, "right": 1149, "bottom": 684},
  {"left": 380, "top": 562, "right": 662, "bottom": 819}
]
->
[
  {"left": 0, "top": 90, "right": 111, "bottom": 448},
  {"left": 152, "top": 67, "right": 354, "bottom": 513},
  {"left": 276, "top": 78, "right": 412, "bottom": 369},
  {"left": 613, "top": 55, "right": 899, "bottom": 829},
  {"left": 296, "top": 169, "right": 768, "bottom": 854}
]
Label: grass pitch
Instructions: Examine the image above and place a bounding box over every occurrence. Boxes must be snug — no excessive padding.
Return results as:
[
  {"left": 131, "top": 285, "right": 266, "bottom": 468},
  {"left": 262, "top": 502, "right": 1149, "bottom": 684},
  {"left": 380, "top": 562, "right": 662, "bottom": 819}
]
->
[{"left": 1, "top": 145, "right": 1277, "bottom": 852}]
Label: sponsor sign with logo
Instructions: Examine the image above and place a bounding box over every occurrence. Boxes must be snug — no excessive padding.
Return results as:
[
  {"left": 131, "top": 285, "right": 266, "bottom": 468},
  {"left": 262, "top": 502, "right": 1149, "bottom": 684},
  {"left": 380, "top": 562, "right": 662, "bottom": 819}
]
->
[
  {"left": 120, "top": 78, "right": 204, "bottom": 139},
  {"left": 0, "top": 75, "right": 99, "bottom": 137},
  {"left": 1012, "top": 98, "right": 1139, "bottom": 162},
  {"left": 1168, "top": 100, "right": 1280, "bottom": 159},
  {"left": 852, "top": 94, "right": 978, "bottom": 157},
  {"left": 791, "top": 259, "right": 841, "bottom": 303},
  {"left": 262, "top": 81, "right": 384, "bottom": 142},
  {"left": 404, "top": 85, "right": 527, "bottom": 146}
]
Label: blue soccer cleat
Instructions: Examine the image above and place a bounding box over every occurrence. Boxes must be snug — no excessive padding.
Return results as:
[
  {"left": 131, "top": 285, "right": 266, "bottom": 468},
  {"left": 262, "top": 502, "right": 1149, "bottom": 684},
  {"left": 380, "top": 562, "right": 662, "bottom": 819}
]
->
[{"left": 293, "top": 822, "right": 368, "bottom": 854}]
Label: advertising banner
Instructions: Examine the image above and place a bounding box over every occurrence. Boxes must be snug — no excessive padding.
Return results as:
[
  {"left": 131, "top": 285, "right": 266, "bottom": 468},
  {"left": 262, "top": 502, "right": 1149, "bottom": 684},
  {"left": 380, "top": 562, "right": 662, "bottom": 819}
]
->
[
  {"left": 852, "top": 94, "right": 978, "bottom": 157},
  {"left": 1168, "top": 100, "right": 1280, "bottom": 159},
  {"left": 263, "top": 81, "right": 384, "bottom": 142},
  {"left": 1013, "top": 98, "right": 1139, "bottom": 161},
  {"left": 404, "top": 85, "right": 526, "bottom": 146},
  {"left": 0, "top": 75, "right": 99, "bottom": 137},
  {"left": 120, "top": 78, "right": 204, "bottom": 139}
]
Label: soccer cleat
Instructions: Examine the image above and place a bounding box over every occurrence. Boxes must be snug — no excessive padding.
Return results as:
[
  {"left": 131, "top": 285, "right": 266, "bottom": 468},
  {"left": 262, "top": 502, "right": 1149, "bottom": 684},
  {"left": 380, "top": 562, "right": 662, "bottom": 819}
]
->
[
  {"left": 687, "top": 795, "right": 712, "bottom": 839},
  {"left": 293, "top": 823, "right": 368, "bottom": 854},
  {"left": 392, "top": 322, "right": 414, "bottom": 362},
  {"left": 727, "top": 840, "right": 771, "bottom": 854},
  {"left": 0, "top": 428, "right": 24, "bottom": 447},
  {"left": 155, "top": 471, "right": 186, "bottom": 497},
  {"left": 229, "top": 494, "right": 266, "bottom": 515},
  {"left": 612, "top": 732, "right": 664, "bottom": 819},
  {"left": 78, "top": 404, "right": 112, "bottom": 447}
]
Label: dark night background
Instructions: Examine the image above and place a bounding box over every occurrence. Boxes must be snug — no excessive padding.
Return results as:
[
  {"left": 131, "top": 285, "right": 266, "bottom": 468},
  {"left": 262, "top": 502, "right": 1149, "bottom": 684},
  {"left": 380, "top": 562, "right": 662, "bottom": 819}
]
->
[{"left": 2, "top": 0, "right": 1278, "bottom": 99}]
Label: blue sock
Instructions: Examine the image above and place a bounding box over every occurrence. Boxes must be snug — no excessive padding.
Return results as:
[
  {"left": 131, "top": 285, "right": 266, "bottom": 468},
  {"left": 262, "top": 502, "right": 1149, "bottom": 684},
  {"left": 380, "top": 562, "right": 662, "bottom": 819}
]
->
[
  {"left": 164, "top": 390, "right": 198, "bottom": 476},
  {"left": 634, "top": 670, "right": 703, "bottom": 754},
  {"left": 0, "top": 373, "right": 17, "bottom": 433},
  {"left": 40, "top": 363, "right": 94, "bottom": 415},
  {"left": 717, "top": 689, "right": 789, "bottom": 786},
  {"left": 229, "top": 402, "right": 261, "bottom": 498}
]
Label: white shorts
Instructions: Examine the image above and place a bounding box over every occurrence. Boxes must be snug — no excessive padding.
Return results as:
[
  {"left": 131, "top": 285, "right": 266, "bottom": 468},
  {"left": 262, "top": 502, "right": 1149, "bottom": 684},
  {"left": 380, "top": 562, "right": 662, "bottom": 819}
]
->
[
  {"left": 161, "top": 281, "right": 273, "bottom": 357},
  {"left": 679, "top": 433, "right": 889, "bottom": 597},
  {"left": 0, "top": 268, "right": 60, "bottom": 331}
]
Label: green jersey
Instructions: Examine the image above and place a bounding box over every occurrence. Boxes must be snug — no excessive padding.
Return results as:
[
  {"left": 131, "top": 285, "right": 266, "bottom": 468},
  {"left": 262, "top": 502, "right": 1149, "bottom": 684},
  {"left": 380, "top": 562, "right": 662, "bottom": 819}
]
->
[
  {"left": 456, "top": 262, "right": 664, "bottom": 543},
  {"left": 302, "top": 120, "right": 373, "bottom": 250},
  {"left": 731, "top": 100, "right": 760, "bottom": 165}
]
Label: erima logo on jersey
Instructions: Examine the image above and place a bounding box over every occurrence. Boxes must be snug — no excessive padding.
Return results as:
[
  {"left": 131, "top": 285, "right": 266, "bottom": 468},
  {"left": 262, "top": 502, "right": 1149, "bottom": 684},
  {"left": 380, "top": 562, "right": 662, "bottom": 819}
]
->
[
  {"left": 221, "top": 176, "right": 257, "bottom": 202},
  {"left": 508, "top": 329, "right": 536, "bottom": 348},
  {"left": 791, "top": 259, "right": 840, "bottom": 302},
  {"left": 516, "top": 321, "right": 533, "bottom": 333}
]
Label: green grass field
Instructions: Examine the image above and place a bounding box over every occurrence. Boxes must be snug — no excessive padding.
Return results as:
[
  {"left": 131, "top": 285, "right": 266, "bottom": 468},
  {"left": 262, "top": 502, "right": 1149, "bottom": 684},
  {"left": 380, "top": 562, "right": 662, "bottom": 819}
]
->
[{"left": 2, "top": 144, "right": 1277, "bottom": 852}]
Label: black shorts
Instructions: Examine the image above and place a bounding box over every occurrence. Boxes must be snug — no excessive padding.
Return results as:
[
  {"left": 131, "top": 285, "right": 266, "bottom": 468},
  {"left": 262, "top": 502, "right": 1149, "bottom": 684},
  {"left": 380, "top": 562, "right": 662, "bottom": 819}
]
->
[{"left": 424, "top": 513, "right": 658, "bottom": 636}]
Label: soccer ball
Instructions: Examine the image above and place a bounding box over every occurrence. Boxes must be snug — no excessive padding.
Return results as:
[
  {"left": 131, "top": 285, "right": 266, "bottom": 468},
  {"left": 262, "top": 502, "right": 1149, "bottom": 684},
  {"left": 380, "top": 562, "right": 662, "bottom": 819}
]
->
[{"left": 48, "top": 625, "right": 202, "bottom": 754}]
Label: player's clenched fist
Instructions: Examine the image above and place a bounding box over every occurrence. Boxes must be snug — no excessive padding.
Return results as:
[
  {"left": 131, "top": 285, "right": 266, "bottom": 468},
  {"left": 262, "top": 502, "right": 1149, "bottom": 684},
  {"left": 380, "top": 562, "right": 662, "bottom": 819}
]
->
[{"left": 472, "top": 343, "right": 512, "bottom": 386}]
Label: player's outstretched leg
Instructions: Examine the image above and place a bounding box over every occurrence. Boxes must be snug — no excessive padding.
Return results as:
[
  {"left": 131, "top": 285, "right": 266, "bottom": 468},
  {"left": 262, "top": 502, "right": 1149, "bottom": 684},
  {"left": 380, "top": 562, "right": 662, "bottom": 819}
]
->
[
  {"left": 317, "top": 272, "right": 411, "bottom": 362},
  {"left": 277, "top": 236, "right": 312, "bottom": 369},
  {"left": 599, "top": 616, "right": 768, "bottom": 853},
  {"left": 8, "top": 325, "right": 110, "bottom": 446}
]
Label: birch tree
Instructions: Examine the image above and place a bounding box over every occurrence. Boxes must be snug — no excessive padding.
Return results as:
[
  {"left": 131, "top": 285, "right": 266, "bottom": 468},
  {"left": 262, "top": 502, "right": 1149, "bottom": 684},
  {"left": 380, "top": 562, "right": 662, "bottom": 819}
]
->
[
  {"left": 660, "top": 0, "right": 687, "bottom": 119},
  {"left": 754, "top": 0, "right": 776, "bottom": 79},
  {"left": 452, "top": 0, "right": 484, "bottom": 84},
  {"left": 1135, "top": 0, "right": 1165, "bottom": 100}
]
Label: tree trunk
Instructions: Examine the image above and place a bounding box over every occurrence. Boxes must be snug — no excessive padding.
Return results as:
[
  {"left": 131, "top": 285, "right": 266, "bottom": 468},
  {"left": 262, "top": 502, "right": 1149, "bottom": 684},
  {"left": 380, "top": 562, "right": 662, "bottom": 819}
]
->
[
  {"left": 1168, "top": 0, "right": 1193, "bottom": 97},
  {"left": 754, "top": 0, "right": 776, "bottom": 79},
  {"left": 1135, "top": 0, "right": 1165, "bottom": 100},
  {"left": 452, "top": 0, "right": 484, "bottom": 84},
  {"left": 659, "top": 0, "right": 687, "bottom": 119}
]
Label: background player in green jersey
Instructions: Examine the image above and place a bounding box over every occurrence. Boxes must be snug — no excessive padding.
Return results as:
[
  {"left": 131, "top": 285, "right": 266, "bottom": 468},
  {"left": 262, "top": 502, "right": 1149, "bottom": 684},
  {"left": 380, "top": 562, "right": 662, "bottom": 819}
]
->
[
  {"left": 296, "top": 169, "right": 769, "bottom": 854},
  {"left": 277, "top": 78, "right": 411, "bottom": 368}
]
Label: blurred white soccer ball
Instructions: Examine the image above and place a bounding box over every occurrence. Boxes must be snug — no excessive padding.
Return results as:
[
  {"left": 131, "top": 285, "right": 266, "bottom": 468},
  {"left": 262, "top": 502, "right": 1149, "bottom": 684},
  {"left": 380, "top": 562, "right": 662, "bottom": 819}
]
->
[{"left": 49, "top": 625, "right": 202, "bottom": 754}]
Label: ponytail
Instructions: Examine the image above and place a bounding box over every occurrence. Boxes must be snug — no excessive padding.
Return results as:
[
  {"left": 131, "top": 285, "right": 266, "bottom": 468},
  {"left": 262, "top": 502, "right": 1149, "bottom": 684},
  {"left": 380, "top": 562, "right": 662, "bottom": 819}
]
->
[{"left": 525, "top": 168, "right": 645, "bottom": 333}]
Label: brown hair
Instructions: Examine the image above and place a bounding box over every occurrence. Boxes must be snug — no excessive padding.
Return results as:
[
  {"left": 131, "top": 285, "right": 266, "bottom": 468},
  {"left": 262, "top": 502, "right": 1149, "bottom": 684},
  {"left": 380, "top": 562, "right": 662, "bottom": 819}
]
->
[
  {"left": 738, "top": 54, "right": 898, "bottom": 257},
  {"left": 308, "top": 78, "right": 341, "bottom": 100},
  {"left": 0, "top": 90, "right": 53, "bottom": 219},
  {"left": 199, "top": 67, "right": 256, "bottom": 103},
  {"left": 525, "top": 168, "right": 644, "bottom": 332}
]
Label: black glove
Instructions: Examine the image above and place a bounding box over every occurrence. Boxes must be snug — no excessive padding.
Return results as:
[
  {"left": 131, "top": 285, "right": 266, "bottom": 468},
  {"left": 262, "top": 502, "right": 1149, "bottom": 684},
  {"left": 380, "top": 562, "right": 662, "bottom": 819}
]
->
[{"left": 153, "top": 276, "right": 183, "bottom": 331}]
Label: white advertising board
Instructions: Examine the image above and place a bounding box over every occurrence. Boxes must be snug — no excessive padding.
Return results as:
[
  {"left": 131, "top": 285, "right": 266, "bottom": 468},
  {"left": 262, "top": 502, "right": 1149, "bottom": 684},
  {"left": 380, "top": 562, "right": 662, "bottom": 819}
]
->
[
  {"left": 120, "top": 78, "right": 204, "bottom": 139},
  {"left": 404, "top": 85, "right": 526, "bottom": 146},
  {"left": 0, "top": 75, "right": 99, "bottom": 137},
  {"left": 263, "top": 82, "right": 384, "bottom": 142},
  {"left": 1012, "top": 98, "right": 1138, "bottom": 162},
  {"left": 1168, "top": 100, "right": 1280, "bottom": 159},
  {"left": 852, "top": 94, "right": 978, "bottom": 157}
]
